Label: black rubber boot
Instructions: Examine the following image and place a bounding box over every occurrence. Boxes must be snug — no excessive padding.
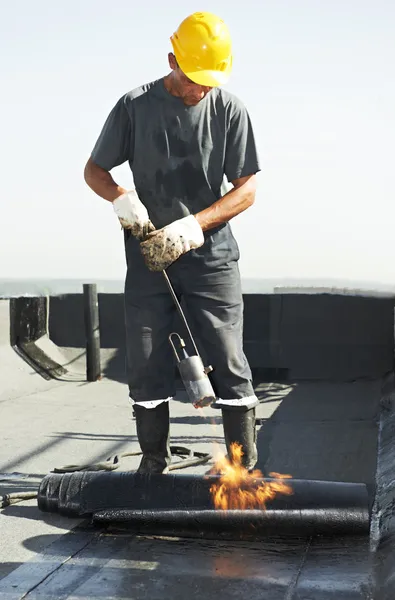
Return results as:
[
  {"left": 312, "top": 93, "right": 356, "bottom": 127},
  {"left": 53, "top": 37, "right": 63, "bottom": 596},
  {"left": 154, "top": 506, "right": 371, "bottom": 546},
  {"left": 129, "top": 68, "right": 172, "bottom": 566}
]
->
[
  {"left": 133, "top": 402, "right": 171, "bottom": 474},
  {"left": 221, "top": 406, "right": 258, "bottom": 472}
]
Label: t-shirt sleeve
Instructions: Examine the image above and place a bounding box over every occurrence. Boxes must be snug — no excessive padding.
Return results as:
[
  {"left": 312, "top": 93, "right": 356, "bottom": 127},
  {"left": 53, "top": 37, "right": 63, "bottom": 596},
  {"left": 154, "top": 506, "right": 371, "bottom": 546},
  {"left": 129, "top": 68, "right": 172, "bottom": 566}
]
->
[
  {"left": 90, "top": 95, "right": 132, "bottom": 171},
  {"left": 224, "top": 98, "right": 261, "bottom": 182}
]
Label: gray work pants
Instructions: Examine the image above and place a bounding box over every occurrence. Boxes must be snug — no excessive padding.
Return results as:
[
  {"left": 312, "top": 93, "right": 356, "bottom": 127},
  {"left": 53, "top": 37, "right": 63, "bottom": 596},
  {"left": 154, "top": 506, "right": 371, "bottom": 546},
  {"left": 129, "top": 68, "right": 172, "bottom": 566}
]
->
[{"left": 123, "top": 229, "right": 257, "bottom": 408}]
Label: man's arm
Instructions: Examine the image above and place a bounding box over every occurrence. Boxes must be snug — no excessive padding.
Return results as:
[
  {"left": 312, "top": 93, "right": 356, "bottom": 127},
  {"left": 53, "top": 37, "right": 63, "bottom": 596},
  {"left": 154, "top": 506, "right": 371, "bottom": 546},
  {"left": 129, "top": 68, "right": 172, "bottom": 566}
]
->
[
  {"left": 140, "top": 173, "right": 257, "bottom": 271},
  {"left": 194, "top": 174, "right": 257, "bottom": 232},
  {"left": 84, "top": 157, "right": 127, "bottom": 202},
  {"left": 83, "top": 96, "right": 155, "bottom": 239}
]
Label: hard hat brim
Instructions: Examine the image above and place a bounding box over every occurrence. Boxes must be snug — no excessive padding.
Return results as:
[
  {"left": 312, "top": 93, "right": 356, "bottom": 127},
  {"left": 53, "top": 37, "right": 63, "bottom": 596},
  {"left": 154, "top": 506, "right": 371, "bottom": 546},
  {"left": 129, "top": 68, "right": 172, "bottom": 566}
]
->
[{"left": 182, "top": 67, "right": 231, "bottom": 88}]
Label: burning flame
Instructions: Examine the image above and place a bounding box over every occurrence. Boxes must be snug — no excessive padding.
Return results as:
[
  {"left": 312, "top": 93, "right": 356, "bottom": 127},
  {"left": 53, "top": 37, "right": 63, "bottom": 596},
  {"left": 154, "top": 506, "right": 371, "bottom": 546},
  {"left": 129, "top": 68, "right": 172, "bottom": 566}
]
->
[{"left": 210, "top": 443, "right": 293, "bottom": 510}]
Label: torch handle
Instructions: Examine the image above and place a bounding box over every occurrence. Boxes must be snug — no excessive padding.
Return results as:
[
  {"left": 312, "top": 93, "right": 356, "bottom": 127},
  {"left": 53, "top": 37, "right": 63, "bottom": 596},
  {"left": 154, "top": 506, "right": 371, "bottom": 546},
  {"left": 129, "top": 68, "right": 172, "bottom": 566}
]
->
[{"left": 161, "top": 270, "right": 200, "bottom": 358}]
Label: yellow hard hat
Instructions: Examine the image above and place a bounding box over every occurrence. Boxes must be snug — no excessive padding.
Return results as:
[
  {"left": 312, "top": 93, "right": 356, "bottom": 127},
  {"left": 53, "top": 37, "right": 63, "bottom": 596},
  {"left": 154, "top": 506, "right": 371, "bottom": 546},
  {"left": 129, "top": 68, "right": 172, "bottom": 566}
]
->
[{"left": 170, "top": 12, "right": 233, "bottom": 87}]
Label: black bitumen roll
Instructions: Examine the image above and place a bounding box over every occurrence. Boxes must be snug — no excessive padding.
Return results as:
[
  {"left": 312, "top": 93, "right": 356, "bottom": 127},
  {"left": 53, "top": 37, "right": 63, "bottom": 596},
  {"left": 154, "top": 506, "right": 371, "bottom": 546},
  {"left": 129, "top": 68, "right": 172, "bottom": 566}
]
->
[{"left": 37, "top": 471, "right": 370, "bottom": 538}]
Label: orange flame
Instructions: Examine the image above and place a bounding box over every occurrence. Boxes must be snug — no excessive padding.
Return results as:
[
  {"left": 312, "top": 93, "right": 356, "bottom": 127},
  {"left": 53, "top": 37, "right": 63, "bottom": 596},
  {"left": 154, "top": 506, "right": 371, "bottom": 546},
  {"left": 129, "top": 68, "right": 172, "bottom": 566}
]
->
[{"left": 210, "top": 443, "right": 293, "bottom": 510}]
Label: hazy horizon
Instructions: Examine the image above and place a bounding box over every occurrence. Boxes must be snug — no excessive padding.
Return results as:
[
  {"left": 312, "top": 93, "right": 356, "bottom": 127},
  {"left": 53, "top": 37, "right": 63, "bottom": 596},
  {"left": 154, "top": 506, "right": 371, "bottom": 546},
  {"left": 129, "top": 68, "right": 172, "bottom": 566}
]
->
[{"left": 2, "top": 275, "right": 395, "bottom": 298}]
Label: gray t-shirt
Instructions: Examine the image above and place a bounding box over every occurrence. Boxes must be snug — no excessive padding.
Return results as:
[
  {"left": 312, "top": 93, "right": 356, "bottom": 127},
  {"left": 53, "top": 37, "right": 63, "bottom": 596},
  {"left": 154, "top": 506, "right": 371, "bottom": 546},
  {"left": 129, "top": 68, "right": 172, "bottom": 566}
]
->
[{"left": 91, "top": 77, "right": 260, "bottom": 265}]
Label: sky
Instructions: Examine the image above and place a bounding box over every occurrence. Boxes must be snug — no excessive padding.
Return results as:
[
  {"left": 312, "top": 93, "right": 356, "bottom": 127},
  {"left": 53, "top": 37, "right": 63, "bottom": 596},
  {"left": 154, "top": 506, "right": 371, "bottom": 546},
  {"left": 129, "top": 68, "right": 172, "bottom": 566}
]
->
[{"left": 0, "top": 0, "right": 394, "bottom": 287}]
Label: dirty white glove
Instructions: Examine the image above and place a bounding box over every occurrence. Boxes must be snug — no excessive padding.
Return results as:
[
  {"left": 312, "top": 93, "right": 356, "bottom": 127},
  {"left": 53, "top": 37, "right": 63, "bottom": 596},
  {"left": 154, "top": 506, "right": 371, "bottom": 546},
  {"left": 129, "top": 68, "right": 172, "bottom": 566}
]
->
[
  {"left": 140, "top": 215, "right": 204, "bottom": 271},
  {"left": 112, "top": 190, "right": 155, "bottom": 240}
]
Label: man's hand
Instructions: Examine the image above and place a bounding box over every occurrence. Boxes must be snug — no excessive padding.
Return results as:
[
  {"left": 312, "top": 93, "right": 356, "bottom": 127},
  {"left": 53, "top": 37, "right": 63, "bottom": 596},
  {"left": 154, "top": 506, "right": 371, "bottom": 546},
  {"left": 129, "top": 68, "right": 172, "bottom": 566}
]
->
[
  {"left": 112, "top": 190, "right": 155, "bottom": 240},
  {"left": 140, "top": 215, "right": 204, "bottom": 271}
]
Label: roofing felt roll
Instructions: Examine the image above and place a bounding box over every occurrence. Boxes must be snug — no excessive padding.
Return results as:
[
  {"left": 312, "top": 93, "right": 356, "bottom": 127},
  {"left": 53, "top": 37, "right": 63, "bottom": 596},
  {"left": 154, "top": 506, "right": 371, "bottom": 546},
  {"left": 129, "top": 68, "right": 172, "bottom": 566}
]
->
[{"left": 37, "top": 471, "right": 370, "bottom": 538}]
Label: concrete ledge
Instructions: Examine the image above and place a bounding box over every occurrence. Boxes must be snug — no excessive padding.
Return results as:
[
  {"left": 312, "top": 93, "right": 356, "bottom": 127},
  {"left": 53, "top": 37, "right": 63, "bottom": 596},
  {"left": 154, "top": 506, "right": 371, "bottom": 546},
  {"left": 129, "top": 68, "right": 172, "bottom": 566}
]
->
[
  {"left": 6, "top": 292, "right": 395, "bottom": 382},
  {"left": 50, "top": 292, "right": 395, "bottom": 380},
  {"left": 371, "top": 374, "right": 395, "bottom": 599}
]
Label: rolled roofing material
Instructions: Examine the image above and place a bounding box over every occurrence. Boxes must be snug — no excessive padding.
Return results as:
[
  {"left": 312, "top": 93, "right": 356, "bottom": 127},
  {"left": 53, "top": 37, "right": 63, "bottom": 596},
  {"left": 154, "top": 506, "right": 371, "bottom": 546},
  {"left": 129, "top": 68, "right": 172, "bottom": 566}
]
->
[{"left": 38, "top": 471, "right": 370, "bottom": 538}]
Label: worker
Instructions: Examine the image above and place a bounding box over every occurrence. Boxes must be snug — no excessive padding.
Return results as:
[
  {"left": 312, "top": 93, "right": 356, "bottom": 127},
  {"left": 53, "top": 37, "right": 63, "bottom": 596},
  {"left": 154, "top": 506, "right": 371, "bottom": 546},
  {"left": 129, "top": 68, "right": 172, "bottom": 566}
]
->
[{"left": 84, "top": 11, "right": 261, "bottom": 474}]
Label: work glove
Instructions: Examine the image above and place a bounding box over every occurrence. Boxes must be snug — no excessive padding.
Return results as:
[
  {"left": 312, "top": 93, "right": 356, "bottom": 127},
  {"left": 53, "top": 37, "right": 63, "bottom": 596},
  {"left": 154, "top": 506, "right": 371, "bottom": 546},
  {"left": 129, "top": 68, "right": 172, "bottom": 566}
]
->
[
  {"left": 112, "top": 190, "right": 155, "bottom": 240},
  {"left": 140, "top": 215, "right": 204, "bottom": 271}
]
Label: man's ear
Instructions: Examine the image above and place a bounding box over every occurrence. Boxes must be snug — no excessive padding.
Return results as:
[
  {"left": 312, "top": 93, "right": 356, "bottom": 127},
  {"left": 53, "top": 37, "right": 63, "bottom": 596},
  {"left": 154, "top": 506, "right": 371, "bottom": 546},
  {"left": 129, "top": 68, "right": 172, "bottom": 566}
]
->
[{"left": 168, "top": 52, "right": 177, "bottom": 70}]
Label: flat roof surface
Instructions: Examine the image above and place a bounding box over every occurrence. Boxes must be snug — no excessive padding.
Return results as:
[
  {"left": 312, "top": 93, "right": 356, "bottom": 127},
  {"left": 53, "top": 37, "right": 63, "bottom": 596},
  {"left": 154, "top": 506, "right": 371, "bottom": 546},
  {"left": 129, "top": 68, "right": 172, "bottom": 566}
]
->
[{"left": 0, "top": 343, "right": 380, "bottom": 598}]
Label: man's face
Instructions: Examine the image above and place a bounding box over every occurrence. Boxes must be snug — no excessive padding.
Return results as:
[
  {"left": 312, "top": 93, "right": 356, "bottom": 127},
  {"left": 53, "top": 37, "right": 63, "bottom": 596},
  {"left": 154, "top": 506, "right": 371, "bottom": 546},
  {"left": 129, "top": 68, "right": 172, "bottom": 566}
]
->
[{"left": 168, "top": 53, "right": 213, "bottom": 106}]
